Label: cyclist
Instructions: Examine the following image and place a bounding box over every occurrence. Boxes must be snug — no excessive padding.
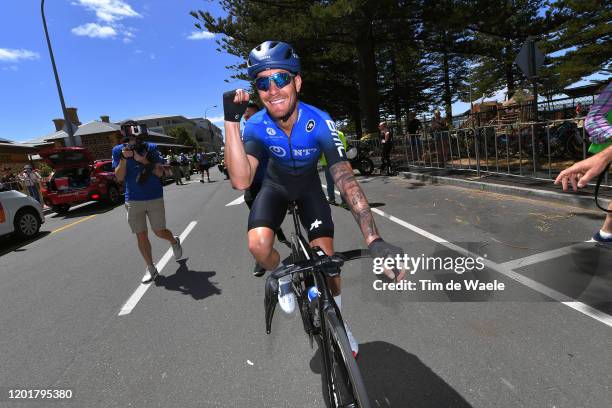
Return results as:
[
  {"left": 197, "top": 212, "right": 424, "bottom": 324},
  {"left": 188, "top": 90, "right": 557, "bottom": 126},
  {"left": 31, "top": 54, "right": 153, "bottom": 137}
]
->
[
  {"left": 223, "top": 40, "right": 405, "bottom": 357},
  {"left": 242, "top": 101, "right": 288, "bottom": 276}
]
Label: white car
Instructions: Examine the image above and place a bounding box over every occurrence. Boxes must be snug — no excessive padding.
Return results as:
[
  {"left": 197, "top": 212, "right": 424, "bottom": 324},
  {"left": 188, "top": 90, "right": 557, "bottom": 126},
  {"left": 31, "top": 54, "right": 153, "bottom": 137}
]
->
[{"left": 0, "top": 190, "right": 45, "bottom": 239}]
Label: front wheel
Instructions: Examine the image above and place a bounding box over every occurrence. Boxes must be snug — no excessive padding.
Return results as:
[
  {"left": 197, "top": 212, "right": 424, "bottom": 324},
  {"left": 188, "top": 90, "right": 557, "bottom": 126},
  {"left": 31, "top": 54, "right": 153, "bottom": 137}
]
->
[
  {"left": 14, "top": 209, "right": 41, "bottom": 239},
  {"left": 51, "top": 204, "right": 70, "bottom": 214},
  {"left": 322, "top": 308, "right": 370, "bottom": 408}
]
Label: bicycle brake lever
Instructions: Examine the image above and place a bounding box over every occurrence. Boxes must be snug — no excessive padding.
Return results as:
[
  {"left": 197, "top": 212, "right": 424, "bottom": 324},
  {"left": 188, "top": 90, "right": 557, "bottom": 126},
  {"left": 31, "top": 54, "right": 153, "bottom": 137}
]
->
[{"left": 264, "top": 274, "right": 279, "bottom": 334}]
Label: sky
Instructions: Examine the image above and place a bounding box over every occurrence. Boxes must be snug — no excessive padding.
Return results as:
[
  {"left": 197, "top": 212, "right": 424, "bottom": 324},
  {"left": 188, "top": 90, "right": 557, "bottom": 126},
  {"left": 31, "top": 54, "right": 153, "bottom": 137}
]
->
[
  {"left": 1, "top": 0, "right": 248, "bottom": 142},
  {"left": 0, "top": 1, "right": 606, "bottom": 143}
]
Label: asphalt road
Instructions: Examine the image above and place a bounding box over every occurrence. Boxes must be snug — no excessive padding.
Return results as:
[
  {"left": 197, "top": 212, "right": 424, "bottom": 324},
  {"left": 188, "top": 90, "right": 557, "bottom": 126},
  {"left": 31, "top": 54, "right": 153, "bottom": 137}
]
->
[{"left": 0, "top": 167, "right": 610, "bottom": 408}]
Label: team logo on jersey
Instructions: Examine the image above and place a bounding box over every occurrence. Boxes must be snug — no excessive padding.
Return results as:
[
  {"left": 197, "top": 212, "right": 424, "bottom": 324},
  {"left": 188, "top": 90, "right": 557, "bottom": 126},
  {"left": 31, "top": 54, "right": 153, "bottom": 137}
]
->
[
  {"left": 269, "top": 146, "right": 287, "bottom": 157},
  {"left": 266, "top": 127, "right": 276, "bottom": 136},
  {"left": 306, "top": 119, "right": 316, "bottom": 132},
  {"left": 292, "top": 148, "right": 318, "bottom": 157},
  {"left": 310, "top": 219, "right": 323, "bottom": 231}
]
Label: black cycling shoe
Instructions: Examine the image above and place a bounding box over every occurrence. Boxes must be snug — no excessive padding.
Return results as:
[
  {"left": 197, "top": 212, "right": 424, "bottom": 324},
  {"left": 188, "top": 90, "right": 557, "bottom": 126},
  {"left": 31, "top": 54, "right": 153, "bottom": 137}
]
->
[{"left": 253, "top": 263, "right": 266, "bottom": 277}]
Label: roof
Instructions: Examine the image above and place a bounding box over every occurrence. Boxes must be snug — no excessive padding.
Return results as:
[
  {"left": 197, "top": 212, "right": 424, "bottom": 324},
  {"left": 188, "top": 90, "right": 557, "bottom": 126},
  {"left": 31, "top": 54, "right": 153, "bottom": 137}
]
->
[
  {"left": 120, "top": 114, "right": 191, "bottom": 123},
  {"left": 563, "top": 80, "right": 610, "bottom": 98},
  {"left": 0, "top": 142, "right": 40, "bottom": 152},
  {"left": 23, "top": 121, "right": 176, "bottom": 144}
]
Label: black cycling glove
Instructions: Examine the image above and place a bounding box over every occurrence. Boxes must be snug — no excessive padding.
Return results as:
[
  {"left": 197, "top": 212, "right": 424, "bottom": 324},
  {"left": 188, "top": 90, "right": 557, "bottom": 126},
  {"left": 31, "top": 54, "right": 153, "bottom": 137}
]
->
[
  {"left": 368, "top": 238, "right": 405, "bottom": 281},
  {"left": 223, "top": 90, "right": 248, "bottom": 122}
]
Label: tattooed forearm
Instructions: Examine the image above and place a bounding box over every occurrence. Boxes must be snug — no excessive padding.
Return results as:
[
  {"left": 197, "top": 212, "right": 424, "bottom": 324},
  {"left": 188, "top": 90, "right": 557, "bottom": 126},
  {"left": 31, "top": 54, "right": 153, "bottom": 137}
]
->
[{"left": 330, "top": 161, "right": 380, "bottom": 243}]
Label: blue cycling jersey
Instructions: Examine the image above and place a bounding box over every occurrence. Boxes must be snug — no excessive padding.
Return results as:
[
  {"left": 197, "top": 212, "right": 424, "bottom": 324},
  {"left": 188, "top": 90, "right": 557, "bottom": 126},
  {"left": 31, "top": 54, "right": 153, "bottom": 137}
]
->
[{"left": 242, "top": 102, "right": 347, "bottom": 177}]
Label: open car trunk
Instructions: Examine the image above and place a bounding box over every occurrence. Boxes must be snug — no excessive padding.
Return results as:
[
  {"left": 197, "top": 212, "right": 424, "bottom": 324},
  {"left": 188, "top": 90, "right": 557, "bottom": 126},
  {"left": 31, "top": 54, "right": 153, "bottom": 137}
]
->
[{"left": 47, "top": 168, "right": 92, "bottom": 192}]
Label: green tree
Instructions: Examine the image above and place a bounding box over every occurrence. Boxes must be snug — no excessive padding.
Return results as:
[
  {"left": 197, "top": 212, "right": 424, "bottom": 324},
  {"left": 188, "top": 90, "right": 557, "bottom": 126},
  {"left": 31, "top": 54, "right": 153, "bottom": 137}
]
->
[
  {"left": 542, "top": 0, "right": 611, "bottom": 92},
  {"left": 167, "top": 126, "right": 198, "bottom": 148}
]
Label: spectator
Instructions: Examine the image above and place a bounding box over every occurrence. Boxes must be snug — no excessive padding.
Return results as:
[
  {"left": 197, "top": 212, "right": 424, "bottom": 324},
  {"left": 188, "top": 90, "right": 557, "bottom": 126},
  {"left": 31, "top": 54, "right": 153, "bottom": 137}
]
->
[
  {"left": 378, "top": 121, "right": 394, "bottom": 175},
  {"left": 179, "top": 152, "right": 191, "bottom": 181},
  {"left": 167, "top": 149, "right": 184, "bottom": 185},
  {"left": 575, "top": 102, "right": 584, "bottom": 118},
  {"left": 18, "top": 164, "right": 42, "bottom": 203},
  {"left": 112, "top": 121, "right": 183, "bottom": 283},
  {"left": 406, "top": 112, "right": 422, "bottom": 154},
  {"left": 1, "top": 167, "right": 16, "bottom": 192},
  {"left": 430, "top": 109, "right": 449, "bottom": 164},
  {"left": 198, "top": 149, "right": 212, "bottom": 183},
  {"left": 556, "top": 83, "right": 611, "bottom": 246}
]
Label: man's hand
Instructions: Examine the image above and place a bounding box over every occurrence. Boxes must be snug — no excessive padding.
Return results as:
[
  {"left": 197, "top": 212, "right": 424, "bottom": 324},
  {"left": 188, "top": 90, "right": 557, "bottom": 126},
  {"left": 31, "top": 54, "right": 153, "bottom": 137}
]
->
[
  {"left": 121, "top": 147, "right": 134, "bottom": 159},
  {"left": 368, "top": 238, "right": 407, "bottom": 281},
  {"left": 223, "top": 89, "right": 249, "bottom": 122},
  {"left": 554, "top": 147, "right": 612, "bottom": 191}
]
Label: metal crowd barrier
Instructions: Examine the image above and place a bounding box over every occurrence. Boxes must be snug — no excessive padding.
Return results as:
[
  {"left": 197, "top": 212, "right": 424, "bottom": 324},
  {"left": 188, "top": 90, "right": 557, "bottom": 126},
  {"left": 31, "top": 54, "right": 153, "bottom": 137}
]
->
[
  {"left": 0, "top": 180, "right": 44, "bottom": 202},
  {"left": 353, "top": 118, "right": 611, "bottom": 190}
]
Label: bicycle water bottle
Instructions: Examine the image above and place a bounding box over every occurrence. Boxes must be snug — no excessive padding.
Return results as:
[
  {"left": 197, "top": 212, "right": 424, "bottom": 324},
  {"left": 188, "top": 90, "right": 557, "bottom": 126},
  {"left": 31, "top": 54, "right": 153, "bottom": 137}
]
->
[
  {"left": 277, "top": 275, "right": 296, "bottom": 314},
  {"left": 307, "top": 286, "right": 319, "bottom": 302}
]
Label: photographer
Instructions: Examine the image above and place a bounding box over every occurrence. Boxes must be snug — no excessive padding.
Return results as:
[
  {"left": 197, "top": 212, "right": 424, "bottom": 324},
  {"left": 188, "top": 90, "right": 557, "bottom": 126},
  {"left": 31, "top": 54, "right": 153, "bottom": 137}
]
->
[{"left": 112, "top": 121, "right": 183, "bottom": 283}]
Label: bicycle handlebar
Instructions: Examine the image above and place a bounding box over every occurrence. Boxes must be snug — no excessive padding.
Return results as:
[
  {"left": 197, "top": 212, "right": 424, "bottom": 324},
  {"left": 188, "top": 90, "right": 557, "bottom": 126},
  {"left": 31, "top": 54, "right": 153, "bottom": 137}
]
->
[{"left": 264, "top": 248, "right": 371, "bottom": 334}]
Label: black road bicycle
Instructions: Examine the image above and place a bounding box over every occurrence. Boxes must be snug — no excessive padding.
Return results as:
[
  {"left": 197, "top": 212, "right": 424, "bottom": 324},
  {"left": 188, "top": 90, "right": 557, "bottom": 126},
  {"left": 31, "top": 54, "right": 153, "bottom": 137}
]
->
[{"left": 264, "top": 202, "right": 372, "bottom": 408}]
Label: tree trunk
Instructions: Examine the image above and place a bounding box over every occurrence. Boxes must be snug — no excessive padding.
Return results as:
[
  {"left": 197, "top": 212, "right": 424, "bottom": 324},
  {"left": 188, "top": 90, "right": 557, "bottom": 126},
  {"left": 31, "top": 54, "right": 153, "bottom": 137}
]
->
[
  {"left": 390, "top": 50, "right": 402, "bottom": 133},
  {"left": 442, "top": 49, "right": 453, "bottom": 122},
  {"left": 355, "top": 24, "right": 379, "bottom": 135},
  {"left": 352, "top": 106, "right": 363, "bottom": 138},
  {"left": 505, "top": 45, "right": 515, "bottom": 100}
]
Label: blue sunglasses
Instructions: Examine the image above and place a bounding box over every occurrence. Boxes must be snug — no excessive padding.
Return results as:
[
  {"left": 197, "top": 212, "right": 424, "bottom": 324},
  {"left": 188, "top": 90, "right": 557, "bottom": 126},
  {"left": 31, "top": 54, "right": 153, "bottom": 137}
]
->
[{"left": 255, "top": 72, "right": 295, "bottom": 91}]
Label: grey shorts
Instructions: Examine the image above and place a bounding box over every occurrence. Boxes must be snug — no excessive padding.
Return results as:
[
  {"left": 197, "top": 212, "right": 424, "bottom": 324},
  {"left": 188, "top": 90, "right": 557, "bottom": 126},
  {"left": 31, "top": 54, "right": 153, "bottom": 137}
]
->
[{"left": 125, "top": 198, "right": 166, "bottom": 234}]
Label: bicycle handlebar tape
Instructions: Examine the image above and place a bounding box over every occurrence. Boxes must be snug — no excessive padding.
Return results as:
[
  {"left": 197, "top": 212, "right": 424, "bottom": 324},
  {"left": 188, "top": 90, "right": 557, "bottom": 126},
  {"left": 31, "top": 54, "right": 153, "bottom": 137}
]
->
[{"left": 223, "top": 90, "right": 248, "bottom": 122}]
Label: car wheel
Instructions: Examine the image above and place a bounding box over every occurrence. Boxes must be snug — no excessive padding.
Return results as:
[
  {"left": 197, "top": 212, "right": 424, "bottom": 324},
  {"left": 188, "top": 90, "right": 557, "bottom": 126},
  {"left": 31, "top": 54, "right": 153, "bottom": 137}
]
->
[
  {"left": 106, "top": 185, "right": 122, "bottom": 205},
  {"left": 51, "top": 204, "right": 70, "bottom": 214},
  {"left": 14, "top": 209, "right": 41, "bottom": 239}
]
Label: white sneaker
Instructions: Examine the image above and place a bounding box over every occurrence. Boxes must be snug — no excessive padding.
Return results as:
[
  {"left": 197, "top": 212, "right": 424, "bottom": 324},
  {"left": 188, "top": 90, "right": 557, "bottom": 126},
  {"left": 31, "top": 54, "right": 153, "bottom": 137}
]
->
[
  {"left": 172, "top": 236, "right": 183, "bottom": 260},
  {"left": 344, "top": 322, "right": 359, "bottom": 358},
  {"left": 142, "top": 265, "right": 158, "bottom": 283},
  {"left": 277, "top": 276, "right": 296, "bottom": 314}
]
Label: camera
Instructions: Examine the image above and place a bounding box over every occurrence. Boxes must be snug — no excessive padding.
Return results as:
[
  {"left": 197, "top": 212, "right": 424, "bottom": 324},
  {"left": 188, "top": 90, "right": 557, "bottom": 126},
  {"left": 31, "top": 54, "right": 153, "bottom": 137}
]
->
[{"left": 123, "top": 141, "right": 157, "bottom": 184}]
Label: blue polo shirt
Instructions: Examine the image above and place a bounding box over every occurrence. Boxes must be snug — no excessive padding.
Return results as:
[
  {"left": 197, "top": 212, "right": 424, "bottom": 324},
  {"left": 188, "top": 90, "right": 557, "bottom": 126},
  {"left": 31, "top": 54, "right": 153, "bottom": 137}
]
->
[{"left": 111, "top": 142, "right": 164, "bottom": 201}]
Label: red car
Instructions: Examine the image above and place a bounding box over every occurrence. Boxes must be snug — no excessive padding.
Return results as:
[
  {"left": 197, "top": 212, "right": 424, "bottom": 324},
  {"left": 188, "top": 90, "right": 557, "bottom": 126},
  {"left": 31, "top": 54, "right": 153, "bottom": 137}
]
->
[{"left": 40, "top": 147, "right": 123, "bottom": 214}]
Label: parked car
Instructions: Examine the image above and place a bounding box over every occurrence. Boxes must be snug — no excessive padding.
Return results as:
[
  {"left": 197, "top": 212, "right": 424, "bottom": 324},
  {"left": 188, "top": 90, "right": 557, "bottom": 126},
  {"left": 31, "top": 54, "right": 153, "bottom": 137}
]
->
[
  {"left": 39, "top": 147, "right": 123, "bottom": 214},
  {"left": 0, "top": 190, "right": 45, "bottom": 239}
]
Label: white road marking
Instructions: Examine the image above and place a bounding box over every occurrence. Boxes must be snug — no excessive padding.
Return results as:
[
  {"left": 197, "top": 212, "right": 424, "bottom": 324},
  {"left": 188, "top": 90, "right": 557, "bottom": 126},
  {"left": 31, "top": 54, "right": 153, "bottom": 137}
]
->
[
  {"left": 118, "top": 221, "right": 198, "bottom": 316},
  {"left": 499, "top": 240, "right": 595, "bottom": 270},
  {"left": 226, "top": 195, "right": 245, "bottom": 206},
  {"left": 45, "top": 200, "right": 97, "bottom": 218},
  {"left": 323, "top": 183, "right": 612, "bottom": 327}
]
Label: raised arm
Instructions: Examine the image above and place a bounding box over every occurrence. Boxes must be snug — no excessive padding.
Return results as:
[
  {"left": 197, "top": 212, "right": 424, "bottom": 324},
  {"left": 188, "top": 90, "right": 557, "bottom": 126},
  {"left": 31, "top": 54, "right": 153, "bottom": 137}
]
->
[{"left": 223, "top": 89, "right": 259, "bottom": 190}]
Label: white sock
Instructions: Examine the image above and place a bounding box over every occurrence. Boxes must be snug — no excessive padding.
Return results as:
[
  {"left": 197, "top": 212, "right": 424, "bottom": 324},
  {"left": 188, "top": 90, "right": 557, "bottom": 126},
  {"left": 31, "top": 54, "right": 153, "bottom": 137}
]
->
[
  {"left": 599, "top": 230, "right": 612, "bottom": 239},
  {"left": 334, "top": 295, "right": 341, "bottom": 310}
]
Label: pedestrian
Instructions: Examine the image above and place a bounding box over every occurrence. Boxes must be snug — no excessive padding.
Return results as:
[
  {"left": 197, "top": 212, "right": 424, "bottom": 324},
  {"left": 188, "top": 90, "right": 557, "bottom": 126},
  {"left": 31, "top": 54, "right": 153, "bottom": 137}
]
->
[
  {"left": 321, "top": 130, "right": 348, "bottom": 208},
  {"left": 18, "top": 164, "right": 42, "bottom": 203},
  {"left": 167, "top": 149, "right": 184, "bottom": 185},
  {"left": 431, "top": 109, "right": 449, "bottom": 164},
  {"left": 406, "top": 111, "right": 422, "bottom": 157},
  {"left": 198, "top": 149, "right": 212, "bottom": 183},
  {"left": 179, "top": 152, "right": 191, "bottom": 181},
  {"left": 378, "top": 121, "right": 394, "bottom": 175},
  {"left": 112, "top": 121, "right": 183, "bottom": 283},
  {"left": 241, "top": 101, "right": 288, "bottom": 276}
]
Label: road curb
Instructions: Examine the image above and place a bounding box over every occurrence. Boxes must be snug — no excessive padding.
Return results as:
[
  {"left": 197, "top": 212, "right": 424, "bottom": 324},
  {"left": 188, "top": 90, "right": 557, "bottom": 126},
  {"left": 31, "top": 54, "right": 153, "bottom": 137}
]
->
[{"left": 401, "top": 171, "right": 611, "bottom": 210}]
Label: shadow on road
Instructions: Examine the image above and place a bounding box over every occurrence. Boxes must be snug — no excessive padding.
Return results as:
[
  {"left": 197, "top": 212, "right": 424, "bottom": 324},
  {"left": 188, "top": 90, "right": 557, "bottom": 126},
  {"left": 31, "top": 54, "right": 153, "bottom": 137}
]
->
[
  {"left": 154, "top": 259, "right": 221, "bottom": 300},
  {"left": 310, "top": 340, "right": 472, "bottom": 408},
  {"left": 49, "top": 201, "right": 122, "bottom": 220},
  {"left": 0, "top": 231, "right": 51, "bottom": 257}
]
